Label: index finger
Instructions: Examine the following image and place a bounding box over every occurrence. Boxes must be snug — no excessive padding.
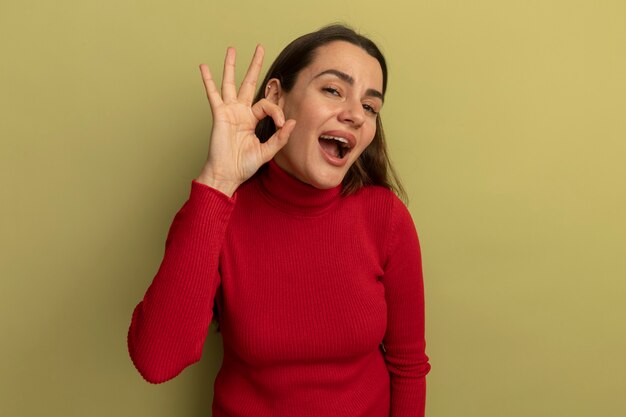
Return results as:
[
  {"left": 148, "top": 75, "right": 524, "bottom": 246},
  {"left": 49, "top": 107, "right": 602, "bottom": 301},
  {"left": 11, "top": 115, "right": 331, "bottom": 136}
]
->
[
  {"left": 238, "top": 44, "right": 265, "bottom": 105},
  {"left": 199, "top": 64, "right": 222, "bottom": 110}
]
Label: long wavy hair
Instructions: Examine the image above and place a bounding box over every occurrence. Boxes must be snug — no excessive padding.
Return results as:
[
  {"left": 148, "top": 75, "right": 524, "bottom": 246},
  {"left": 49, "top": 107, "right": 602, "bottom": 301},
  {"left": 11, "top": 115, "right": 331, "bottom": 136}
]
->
[{"left": 254, "top": 23, "right": 406, "bottom": 202}]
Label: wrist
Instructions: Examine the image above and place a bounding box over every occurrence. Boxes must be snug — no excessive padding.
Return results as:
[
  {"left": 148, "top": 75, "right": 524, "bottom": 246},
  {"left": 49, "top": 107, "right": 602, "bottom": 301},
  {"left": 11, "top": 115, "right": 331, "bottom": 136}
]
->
[{"left": 196, "top": 170, "right": 240, "bottom": 198}]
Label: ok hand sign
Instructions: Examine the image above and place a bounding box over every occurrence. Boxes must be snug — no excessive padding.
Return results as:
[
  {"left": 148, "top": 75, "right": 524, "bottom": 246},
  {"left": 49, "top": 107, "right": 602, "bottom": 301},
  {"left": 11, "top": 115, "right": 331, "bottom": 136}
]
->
[{"left": 196, "top": 45, "right": 296, "bottom": 197}]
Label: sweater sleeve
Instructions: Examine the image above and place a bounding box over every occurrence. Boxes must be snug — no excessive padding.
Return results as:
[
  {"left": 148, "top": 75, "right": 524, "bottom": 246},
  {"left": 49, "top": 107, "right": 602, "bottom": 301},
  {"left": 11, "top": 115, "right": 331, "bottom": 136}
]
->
[
  {"left": 382, "top": 197, "right": 431, "bottom": 417},
  {"left": 127, "top": 180, "right": 235, "bottom": 384}
]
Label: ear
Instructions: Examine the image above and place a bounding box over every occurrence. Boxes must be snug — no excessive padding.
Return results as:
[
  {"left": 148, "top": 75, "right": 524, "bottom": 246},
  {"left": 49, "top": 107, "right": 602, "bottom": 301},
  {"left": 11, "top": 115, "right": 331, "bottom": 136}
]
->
[{"left": 264, "top": 78, "right": 284, "bottom": 107}]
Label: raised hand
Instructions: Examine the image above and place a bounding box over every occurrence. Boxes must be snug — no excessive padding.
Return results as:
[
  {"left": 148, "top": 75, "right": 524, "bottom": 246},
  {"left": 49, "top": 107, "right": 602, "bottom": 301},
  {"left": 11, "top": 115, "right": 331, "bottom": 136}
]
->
[{"left": 196, "top": 45, "right": 296, "bottom": 197}]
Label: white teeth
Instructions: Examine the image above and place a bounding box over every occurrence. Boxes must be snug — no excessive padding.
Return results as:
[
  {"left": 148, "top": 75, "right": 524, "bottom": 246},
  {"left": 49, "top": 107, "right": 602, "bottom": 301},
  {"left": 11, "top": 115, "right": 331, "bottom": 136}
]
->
[{"left": 320, "top": 135, "right": 349, "bottom": 145}]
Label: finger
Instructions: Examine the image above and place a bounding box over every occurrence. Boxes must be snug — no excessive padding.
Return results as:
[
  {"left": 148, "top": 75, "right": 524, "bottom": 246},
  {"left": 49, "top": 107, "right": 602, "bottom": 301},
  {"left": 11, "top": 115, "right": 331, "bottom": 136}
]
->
[
  {"left": 238, "top": 44, "right": 265, "bottom": 105},
  {"left": 260, "top": 119, "right": 296, "bottom": 163},
  {"left": 250, "top": 98, "right": 285, "bottom": 127},
  {"left": 199, "top": 64, "right": 223, "bottom": 109},
  {"left": 221, "top": 47, "right": 237, "bottom": 102}
]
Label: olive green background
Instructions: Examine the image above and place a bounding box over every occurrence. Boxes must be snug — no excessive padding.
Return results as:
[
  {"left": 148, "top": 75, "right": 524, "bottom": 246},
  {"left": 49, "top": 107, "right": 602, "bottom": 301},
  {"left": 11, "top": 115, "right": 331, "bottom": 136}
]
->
[{"left": 1, "top": 1, "right": 625, "bottom": 416}]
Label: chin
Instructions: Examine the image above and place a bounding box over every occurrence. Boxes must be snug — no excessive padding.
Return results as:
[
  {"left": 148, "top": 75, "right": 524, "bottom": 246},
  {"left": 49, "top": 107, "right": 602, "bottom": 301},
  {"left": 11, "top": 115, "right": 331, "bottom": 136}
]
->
[
  {"left": 274, "top": 152, "right": 350, "bottom": 189},
  {"left": 306, "top": 167, "right": 348, "bottom": 189},
  {"left": 311, "top": 179, "right": 342, "bottom": 189}
]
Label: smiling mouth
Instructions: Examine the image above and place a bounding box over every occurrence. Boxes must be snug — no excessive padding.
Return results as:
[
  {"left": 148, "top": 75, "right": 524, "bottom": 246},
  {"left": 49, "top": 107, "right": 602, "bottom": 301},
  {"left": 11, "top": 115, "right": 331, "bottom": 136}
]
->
[{"left": 319, "top": 135, "right": 353, "bottom": 159}]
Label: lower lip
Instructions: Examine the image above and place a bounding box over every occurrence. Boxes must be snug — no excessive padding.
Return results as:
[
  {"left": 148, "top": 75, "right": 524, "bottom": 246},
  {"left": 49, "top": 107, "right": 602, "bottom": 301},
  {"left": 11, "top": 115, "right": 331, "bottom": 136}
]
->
[{"left": 318, "top": 141, "right": 350, "bottom": 167}]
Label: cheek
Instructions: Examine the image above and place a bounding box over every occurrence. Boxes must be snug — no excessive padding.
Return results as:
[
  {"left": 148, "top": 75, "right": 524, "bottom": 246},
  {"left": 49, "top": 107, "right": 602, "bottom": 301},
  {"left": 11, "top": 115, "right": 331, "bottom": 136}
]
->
[
  {"left": 280, "top": 95, "right": 302, "bottom": 121},
  {"left": 352, "top": 135, "right": 376, "bottom": 161},
  {"left": 361, "top": 125, "right": 378, "bottom": 149}
]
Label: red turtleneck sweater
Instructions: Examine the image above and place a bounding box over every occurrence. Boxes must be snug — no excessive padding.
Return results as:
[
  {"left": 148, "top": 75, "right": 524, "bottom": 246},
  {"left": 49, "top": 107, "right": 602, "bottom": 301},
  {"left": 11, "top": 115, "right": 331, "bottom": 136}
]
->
[{"left": 128, "top": 160, "right": 430, "bottom": 416}]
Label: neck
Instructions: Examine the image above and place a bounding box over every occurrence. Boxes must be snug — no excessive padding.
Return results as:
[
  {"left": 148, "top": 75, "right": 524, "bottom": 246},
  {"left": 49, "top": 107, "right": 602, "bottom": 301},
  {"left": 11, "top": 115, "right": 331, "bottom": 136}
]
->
[{"left": 257, "top": 159, "right": 342, "bottom": 216}]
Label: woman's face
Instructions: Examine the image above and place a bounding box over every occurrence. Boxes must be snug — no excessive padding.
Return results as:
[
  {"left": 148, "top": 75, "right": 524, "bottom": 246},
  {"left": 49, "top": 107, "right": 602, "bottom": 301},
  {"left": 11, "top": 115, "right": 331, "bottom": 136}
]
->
[{"left": 267, "top": 40, "right": 384, "bottom": 189}]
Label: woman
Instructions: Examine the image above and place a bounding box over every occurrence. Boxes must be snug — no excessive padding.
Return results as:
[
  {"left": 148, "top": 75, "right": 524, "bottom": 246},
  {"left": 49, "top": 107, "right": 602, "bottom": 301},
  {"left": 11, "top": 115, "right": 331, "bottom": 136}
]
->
[{"left": 128, "top": 24, "right": 431, "bottom": 417}]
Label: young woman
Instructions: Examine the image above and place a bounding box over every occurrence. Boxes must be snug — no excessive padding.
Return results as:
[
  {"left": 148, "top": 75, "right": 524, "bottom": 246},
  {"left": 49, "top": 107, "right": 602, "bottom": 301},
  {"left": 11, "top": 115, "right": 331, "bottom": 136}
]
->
[{"left": 128, "top": 24, "right": 431, "bottom": 417}]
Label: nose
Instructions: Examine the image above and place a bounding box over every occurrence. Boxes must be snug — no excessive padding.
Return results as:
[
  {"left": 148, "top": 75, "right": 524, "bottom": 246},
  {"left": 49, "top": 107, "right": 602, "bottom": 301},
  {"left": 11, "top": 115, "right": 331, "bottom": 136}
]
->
[{"left": 337, "top": 97, "right": 365, "bottom": 128}]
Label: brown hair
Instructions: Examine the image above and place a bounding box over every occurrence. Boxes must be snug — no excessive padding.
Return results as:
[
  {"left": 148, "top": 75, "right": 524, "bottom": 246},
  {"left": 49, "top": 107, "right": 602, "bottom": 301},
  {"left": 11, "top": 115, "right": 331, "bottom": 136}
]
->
[{"left": 254, "top": 23, "right": 407, "bottom": 202}]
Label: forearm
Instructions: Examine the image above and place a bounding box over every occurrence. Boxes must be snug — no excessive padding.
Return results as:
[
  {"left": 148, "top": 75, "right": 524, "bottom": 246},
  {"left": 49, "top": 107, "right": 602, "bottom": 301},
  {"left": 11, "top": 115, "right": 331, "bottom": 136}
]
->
[{"left": 390, "top": 376, "right": 427, "bottom": 417}]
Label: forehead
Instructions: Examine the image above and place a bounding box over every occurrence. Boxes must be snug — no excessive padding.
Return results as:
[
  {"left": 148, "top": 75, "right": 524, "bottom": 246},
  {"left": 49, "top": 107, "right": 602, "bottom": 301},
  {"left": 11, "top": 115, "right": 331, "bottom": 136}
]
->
[{"left": 301, "top": 41, "right": 384, "bottom": 91}]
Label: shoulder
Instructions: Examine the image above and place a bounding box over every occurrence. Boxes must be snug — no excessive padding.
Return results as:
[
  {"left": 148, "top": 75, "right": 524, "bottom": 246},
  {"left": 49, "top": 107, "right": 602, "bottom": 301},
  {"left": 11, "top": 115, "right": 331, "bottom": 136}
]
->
[
  {"left": 345, "top": 185, "right": 416, "bottom": 242},
  {"left": 348, "top": 184, "right": 398, "bottom": 211},
  {"left": 346, "top": 186, "right": 421, "bottom": 269},
  {"left": 348, "top": 185, "right": 411, "bottom": 223}
]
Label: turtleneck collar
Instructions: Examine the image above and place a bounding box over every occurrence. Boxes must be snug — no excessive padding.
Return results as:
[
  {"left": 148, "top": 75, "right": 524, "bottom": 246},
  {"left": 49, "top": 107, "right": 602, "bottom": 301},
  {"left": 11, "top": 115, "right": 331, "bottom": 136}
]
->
[{"left": 257, "top": 159, "right": 343, "bottom": 216}]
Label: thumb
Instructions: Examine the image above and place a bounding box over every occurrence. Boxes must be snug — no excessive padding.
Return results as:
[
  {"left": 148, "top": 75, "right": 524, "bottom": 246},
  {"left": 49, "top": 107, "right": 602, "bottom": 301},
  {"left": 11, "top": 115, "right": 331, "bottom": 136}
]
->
[{"left": 259, "top": 119, "right": 296, "bottom": 163}]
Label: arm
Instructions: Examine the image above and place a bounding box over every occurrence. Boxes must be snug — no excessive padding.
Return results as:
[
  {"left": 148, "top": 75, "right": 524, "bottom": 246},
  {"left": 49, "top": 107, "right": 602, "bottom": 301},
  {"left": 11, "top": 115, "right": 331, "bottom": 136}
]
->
[
  {"left": 382, "top": 197, "right": 431, "bottom": 417},
  {"left": 127, "top": 182, "right": 234, "bottom": 383},
  {"left": 128, "top": 44, "right": 294, "bottom": 384}
]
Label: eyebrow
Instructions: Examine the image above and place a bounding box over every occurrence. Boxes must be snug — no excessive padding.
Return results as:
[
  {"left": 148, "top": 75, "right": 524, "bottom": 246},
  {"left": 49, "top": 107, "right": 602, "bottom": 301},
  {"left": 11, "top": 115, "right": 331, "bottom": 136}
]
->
[{"left": 313, "top": 69, "right": 384, "bottom": 101}]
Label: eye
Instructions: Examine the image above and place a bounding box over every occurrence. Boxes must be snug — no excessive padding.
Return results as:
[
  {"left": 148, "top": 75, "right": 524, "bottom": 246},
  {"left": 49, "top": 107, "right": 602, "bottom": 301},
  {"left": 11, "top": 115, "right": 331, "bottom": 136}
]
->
[
  {"left": 363, "top": 103, "right": 378, "bottom": 115},
  {"left": 322, "top": 86, "right": 341, "bottom": 96}
]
